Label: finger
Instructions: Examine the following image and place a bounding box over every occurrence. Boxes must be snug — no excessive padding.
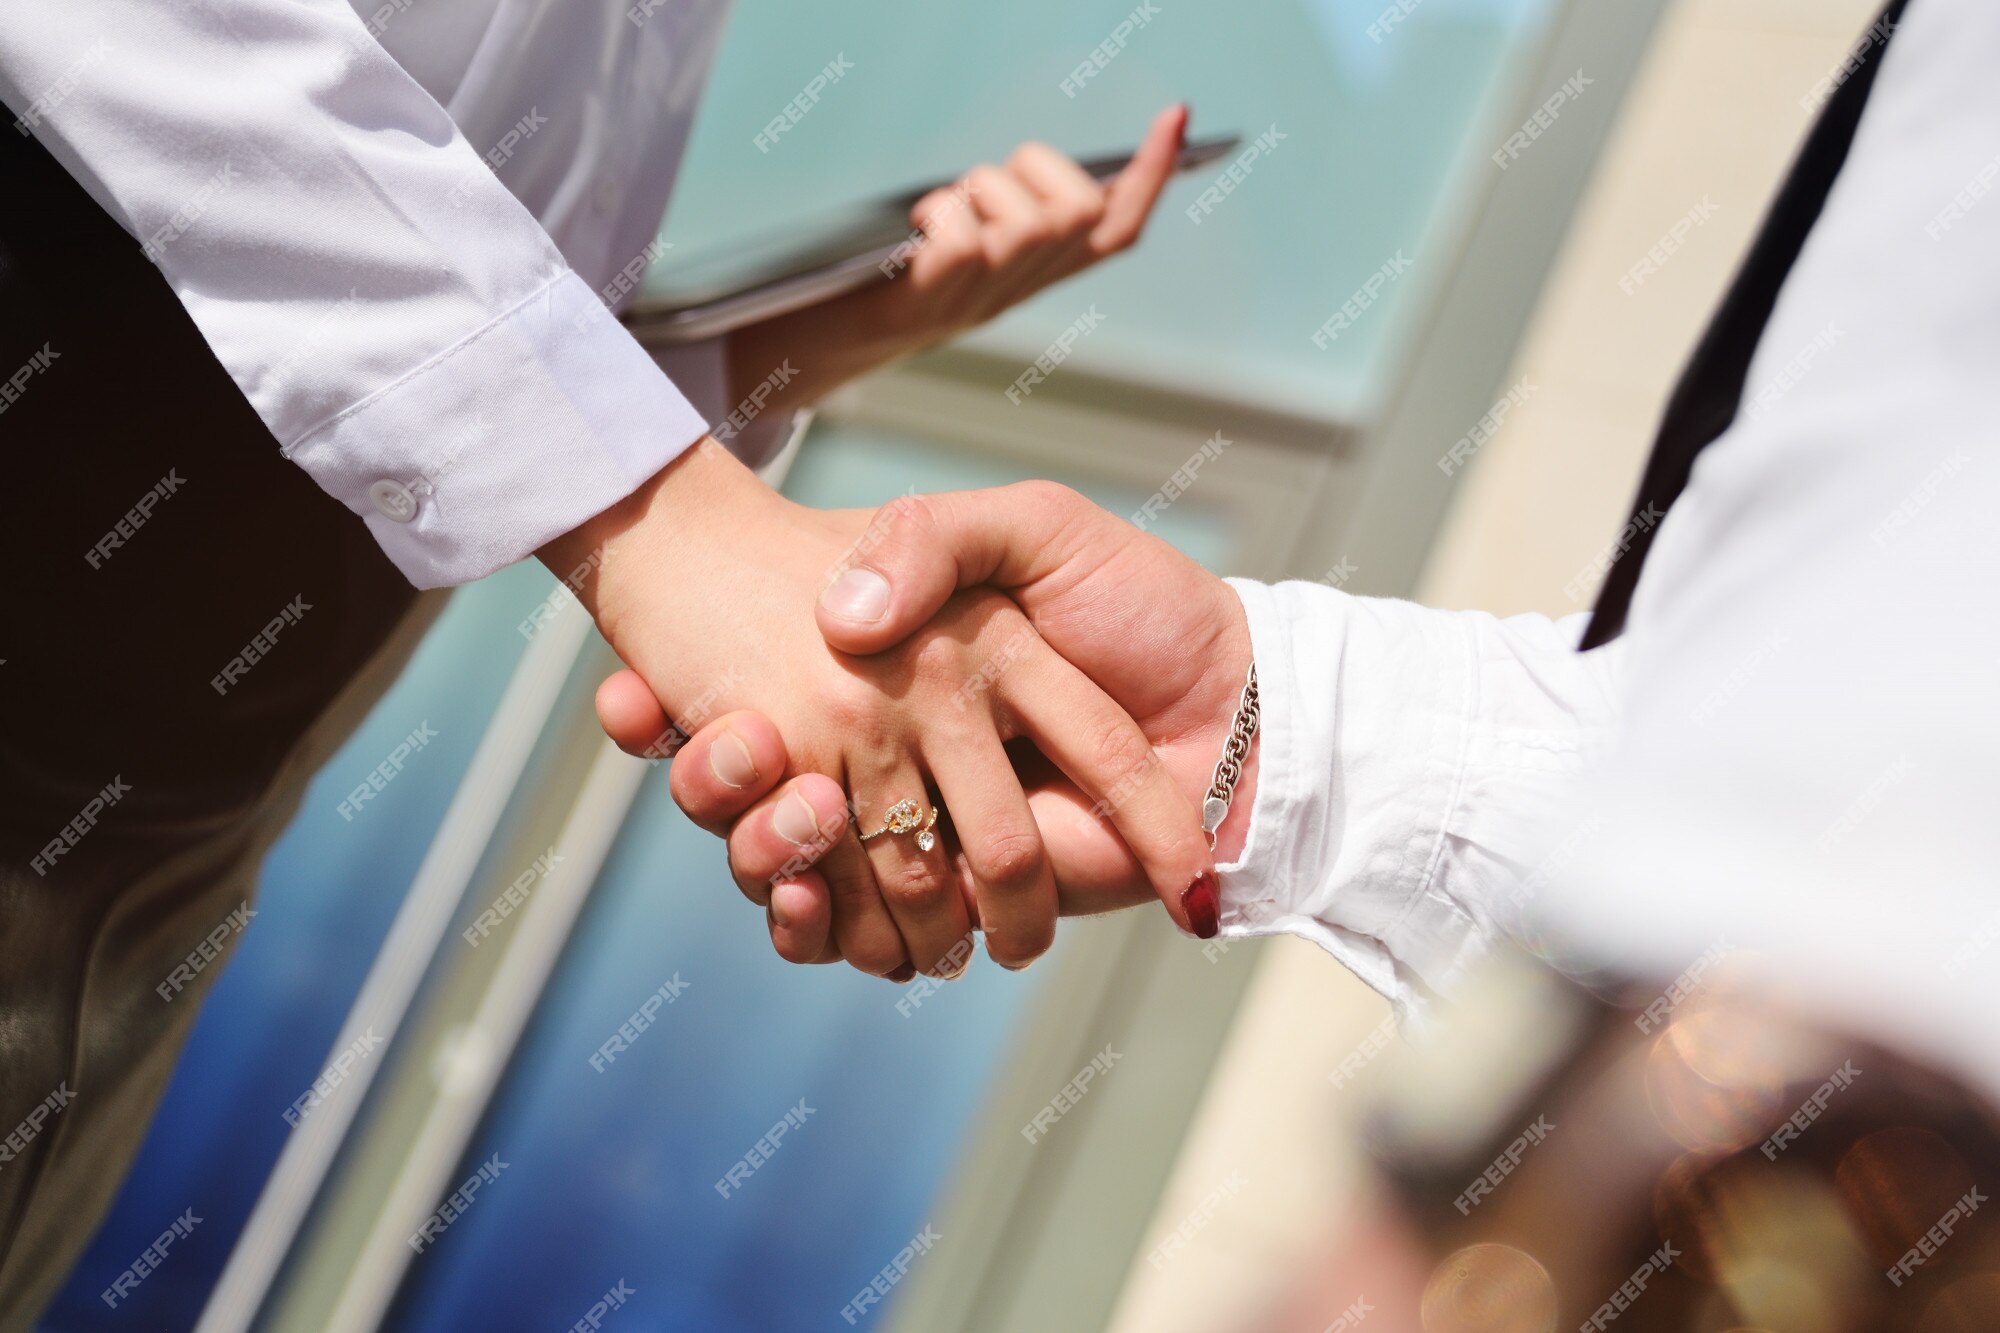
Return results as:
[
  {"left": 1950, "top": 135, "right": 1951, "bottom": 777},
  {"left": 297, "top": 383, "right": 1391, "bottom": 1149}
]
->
[
  {"left": 925, "top": 731, "right": 1056, "bottom": 971},
  {"left": 597, "top": 668, "right": 670, "bottom": 757},
  {"left": 1094, "top": 103, "right": 1188, "bottom": 255},
  {"left": 851, "top": 765, "right": 975, "bottom": 980},
  {"left": 744, "top": 780, "right": 910, "bottom": 978},
  {"left": 997, "top": 647, "right": 1217, "bottom": 937},
  {"left": 994, "top": 143, "right": 1108, "bottom": 294},
  {"left": 1011, "top": 742, "right": 1154, "bottom": 911},
  {"left": 816, "top": 811, "right": 915, "bottom": 981},
  {"left": 665, "top": 711, "right": 792, "bottom": 836},
  {"left": 724, "top": 772, "right": 849, "bottom": 907},
  {"left": 911, "top": 179, "right": 979, "bottom": 237},
  {"left": 816, "top": 481, "right": 1113, "bottom": 655},
  {"left": 964, "top": 164, "right": 1059, "bottom": 269},
  {"left": 767, "top": 875, "right": 836, "bottom": 965},
  {"left": 1006, "top": 142, "right": 1108, "bottom": 249},
  {"left": 1024, "top": 784, "right": 1155, "bottom": 914},
  {"left": 908, "top": 181, "right": 986, "bottom": 279}
]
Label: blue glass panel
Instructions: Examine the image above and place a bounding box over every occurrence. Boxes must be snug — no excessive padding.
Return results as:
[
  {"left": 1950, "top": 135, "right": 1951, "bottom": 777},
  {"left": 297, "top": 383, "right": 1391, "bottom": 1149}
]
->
[{"left": 385, "top": 782, "right": 1037, "bottom": 1332}]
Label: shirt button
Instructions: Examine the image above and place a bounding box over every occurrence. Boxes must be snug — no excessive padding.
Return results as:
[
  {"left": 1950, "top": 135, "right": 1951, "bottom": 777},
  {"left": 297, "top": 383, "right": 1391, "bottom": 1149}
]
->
[
  {"left": 370, "top": 479, "right": 418, "bottom": 523},
  {"left": 593, "top": 175, "right": 621, "bottom": 213}
]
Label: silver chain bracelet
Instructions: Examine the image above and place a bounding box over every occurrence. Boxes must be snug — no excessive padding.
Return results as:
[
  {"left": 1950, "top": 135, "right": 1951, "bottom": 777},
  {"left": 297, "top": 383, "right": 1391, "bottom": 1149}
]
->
[{"left": 1201, "top": 663, "right": 1259, "bottom": 846}]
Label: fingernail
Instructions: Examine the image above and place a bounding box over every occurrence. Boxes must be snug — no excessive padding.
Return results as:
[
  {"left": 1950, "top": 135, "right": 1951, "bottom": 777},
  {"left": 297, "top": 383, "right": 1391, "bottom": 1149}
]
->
[
  {"left": 769, "top": 894, "right": 794, "bottom": 930},
  {"left": 707, "top": 728, "right": 758, "bottom": 789},
  {"left": 1182, "top": 870, "right": 1220, "bottom": 940},
  {"left": 822, "top": 568, "right": 890, "bottom": 622},
  {"left": 773, "top": 791, "right": 823, "bottom": 847},
  {"left": 886, "top": 963, "right": 917, "bottom": 984}
]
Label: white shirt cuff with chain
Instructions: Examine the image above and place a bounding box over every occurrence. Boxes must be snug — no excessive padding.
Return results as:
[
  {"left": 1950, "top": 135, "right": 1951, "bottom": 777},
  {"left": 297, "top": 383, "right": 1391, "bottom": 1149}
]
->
[{"left": 1214, "top": 577, "right": 1624, "bottom": 1021}]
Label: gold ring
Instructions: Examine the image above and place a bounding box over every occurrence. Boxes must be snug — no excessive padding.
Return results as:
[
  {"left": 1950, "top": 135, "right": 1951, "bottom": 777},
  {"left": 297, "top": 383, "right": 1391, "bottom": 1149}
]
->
[{"left": 856, "top": 798, "right": 940, "bottom": 851}]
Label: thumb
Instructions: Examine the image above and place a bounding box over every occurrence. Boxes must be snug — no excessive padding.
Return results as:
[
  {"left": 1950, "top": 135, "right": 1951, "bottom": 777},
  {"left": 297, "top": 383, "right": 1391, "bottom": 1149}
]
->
[
  {"left": 1093, "top": 102, "right": 1188, "bottom": 254},
  {"left": 815, "top": 480, "right": 1104, "bottom": 656}
]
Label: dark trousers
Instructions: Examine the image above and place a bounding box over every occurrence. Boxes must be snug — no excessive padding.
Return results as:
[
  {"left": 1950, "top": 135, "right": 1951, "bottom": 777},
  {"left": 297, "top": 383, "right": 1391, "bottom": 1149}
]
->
[{"left": 0, "top": 121, "right": 435, "bottom": 1326}]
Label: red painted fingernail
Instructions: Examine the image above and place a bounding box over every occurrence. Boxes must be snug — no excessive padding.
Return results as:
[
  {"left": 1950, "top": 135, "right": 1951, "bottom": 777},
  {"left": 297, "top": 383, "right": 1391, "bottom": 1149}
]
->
[
  {"left": 886, "top": 963, "right": 917, "bottom": 984},
  {"left": 1182, "top": 871, "right": 1219, "bottom": 940}
]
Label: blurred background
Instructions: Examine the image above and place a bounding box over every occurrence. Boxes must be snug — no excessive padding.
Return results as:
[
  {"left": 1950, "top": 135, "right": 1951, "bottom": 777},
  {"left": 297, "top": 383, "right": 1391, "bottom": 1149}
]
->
[{"left": 40, "top": 0, "right": 1890, "bottom": 1328}]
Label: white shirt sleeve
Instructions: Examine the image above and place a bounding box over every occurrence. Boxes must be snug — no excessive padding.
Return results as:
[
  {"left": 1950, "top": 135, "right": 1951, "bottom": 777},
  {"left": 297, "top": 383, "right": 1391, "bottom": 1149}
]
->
[
  {"left": 2, "top": 1, "right": 711, "bottom": 588},
  {"left": 1528, "top": 0, "right": 2000, "bottom": 1102},
  {"left": 1216, "top": 577, "right": 1624, "bottom": 1020}
]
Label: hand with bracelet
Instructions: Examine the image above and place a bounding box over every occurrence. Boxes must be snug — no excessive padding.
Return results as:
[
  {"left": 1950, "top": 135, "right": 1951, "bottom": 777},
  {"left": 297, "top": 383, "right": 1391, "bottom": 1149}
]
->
[
  {"left": 592, "top": 480, "right": 1260, "bottom": 972},
  {"left": 550, "top": 453, "right": 1223, "bottom": 980}
]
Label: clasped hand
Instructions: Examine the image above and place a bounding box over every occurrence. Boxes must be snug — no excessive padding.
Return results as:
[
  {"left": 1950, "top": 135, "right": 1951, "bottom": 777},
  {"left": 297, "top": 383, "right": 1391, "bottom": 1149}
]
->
[{"left": 566, "top": 442, "right": 1254, "bottom": 980}]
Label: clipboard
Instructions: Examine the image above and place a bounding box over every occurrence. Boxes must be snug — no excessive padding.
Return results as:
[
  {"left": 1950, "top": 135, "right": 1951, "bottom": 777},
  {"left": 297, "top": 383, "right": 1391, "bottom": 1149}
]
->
[{"left": 624, "top": 133, "right": 1241, "bottom": 346}]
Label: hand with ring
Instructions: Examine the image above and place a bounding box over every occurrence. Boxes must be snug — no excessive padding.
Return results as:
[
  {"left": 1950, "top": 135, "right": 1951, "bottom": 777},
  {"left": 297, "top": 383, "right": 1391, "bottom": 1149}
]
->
[
  {"left": 552, "top": 444, "right": 1216, "bottom": 981},
  {"left": 594, "top": 478, "right": 1256, "bottom": 979}
]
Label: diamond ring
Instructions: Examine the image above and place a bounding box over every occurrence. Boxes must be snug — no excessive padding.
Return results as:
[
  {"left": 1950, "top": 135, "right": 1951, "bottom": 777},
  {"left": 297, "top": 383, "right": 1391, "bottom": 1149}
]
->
[{"left": 855, "top": 798, "right": 940, "bottom": 852}]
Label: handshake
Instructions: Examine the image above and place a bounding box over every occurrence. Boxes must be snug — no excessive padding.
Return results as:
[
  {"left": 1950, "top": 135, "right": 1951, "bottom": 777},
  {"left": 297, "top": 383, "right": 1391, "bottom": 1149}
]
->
[{"left": 540, "top": 437, "right": 1257, "bottom": 981}]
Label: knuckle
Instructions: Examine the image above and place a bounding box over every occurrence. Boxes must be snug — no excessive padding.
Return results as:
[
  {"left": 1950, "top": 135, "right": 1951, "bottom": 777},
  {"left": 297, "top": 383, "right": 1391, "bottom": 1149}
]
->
[
  {"left": 972, "top": 826, "right": 1045, "bottom": 889},
  {"left": 1010, "top": 478, "right": 1084, "bottom": 516},
  {"left": 907, "top": 629, "right": 968, "bottom": 687},
  {"left": 1086, "top": 718, "right": 1159, "bottom": 793},
  {"left": 831, "top": 903, "right": 907, "bottom": 975},
  {"left": 912, "top": 187, "right": 951, "bottom": 220},
  {"left": 815, "top": 687, "right": 872, "bottom": 737},
  {"left": 818, "top": 674, "right": 893, "bottom": 737},
  {"left": 879, "top": 860, "right": 950, "bottom": 912},
  {"left": 877, "top": 488, "right": 940, "bottom": 546}
]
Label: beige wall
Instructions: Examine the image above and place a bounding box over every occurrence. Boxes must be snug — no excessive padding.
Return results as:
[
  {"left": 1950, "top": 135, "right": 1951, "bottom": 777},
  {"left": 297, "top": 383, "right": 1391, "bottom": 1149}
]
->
[{"left": 1107, "top": 1, "right": 1884, "bottom": 1328}]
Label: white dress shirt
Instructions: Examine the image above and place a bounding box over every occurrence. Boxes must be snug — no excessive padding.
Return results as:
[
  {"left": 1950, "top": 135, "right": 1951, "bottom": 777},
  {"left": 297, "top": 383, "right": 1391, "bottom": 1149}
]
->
[
  {"left": 2, "top": 0, "right": 764, "bottom": 588},
  {"left": 1219, "top": 0, "right": 2000, "bottom": 1096}
]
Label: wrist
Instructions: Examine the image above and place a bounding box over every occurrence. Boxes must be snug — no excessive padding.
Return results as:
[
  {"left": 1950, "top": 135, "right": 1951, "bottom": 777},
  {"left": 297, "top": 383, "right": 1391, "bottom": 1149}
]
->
[
  {"left": 535, "top": 437, "right": 788, "bottom": 655},
  {"left": 731, "top": 280, "right": 951, "bottom": 408}
]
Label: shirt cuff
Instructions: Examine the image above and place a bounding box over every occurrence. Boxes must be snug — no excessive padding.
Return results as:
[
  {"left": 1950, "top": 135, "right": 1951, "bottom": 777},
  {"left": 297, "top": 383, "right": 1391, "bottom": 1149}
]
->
[
  {"left": 1215, "top": 578, "right": 1486, "bottom": 1017},
  {"left": 284, "top": 270, "right": 711, "bottom": 588}
]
